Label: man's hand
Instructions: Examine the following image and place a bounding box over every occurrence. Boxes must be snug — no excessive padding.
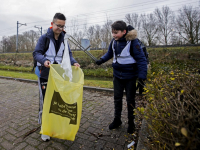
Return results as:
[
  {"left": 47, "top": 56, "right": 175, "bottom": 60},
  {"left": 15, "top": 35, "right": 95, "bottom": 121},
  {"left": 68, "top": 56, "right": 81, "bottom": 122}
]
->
[
  {"left": 44, "top": 60, "right": 51, "bottom": 68},
  {"left": 74, "top": 63, "right": 80, "bottom": 68},
  {"left": 96, "top": 59, "right": 103, "bottom": 65}
]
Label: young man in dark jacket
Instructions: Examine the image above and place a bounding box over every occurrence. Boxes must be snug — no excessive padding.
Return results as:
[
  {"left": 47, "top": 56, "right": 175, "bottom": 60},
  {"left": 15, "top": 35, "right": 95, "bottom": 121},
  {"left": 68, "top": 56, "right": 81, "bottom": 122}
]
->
[
  {"left": 96, "top": 21, "right": 147, "bottom": 134},
  {"left": 33, "top": 13, "right": 80, "bottom": 141}
]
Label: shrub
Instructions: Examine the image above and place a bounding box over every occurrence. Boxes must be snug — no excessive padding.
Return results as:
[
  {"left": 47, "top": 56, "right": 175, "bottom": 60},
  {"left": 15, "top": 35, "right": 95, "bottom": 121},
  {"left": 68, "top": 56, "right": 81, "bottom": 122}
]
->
[{"left": 138, "top": 71, "right": 200, "bottom": 149}]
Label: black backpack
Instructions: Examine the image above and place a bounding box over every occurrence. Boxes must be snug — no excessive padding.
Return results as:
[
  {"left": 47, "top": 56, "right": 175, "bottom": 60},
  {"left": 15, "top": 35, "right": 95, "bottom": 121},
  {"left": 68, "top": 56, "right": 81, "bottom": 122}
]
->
[
  {"left": 130, "top": 39, "right": 149, "bottom": 64},
  {"left": 32, "top": 35, "right": 50, "bottom": 72}
]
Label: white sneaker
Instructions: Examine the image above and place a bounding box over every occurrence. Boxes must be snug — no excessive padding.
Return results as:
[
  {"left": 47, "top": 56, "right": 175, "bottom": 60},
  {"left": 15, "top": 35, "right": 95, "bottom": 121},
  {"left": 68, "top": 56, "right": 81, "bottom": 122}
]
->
[{"left": 41, "top": 134, "right": 50, "bottom": 141}]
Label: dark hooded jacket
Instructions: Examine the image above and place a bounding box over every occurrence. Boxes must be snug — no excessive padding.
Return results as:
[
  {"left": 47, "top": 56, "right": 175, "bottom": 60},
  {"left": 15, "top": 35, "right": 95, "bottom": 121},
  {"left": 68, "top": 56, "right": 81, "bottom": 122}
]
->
[
  {"left": 33, "top": 27, "right": 77, "bottom": 80},
  {"left": 100, "top": 28, "right": 147, "bottom": 80}
]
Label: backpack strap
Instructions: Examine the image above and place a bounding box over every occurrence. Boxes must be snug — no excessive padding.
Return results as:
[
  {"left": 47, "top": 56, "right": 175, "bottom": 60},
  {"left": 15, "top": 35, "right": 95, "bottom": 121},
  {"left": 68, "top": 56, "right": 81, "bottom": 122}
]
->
[
  {"left": 129, "top": 39, "right": 149, "bottom": 63},
  {"left": 130, "top": 40, "right": 134, "bottom": 58},
  {"left": 32, "top": 34, "right": 50, "bottom": 72},
  {"left": 43, "top": 33, "right": 50, "bottom": 55},
  {"left": 130, "top": 38, "right": 143, "bottom": 58}
]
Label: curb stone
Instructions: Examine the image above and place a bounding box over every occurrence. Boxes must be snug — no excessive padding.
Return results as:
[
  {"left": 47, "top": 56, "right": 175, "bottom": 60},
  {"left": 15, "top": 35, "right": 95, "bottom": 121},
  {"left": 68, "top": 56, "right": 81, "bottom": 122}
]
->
[
  {"left": 0, "top": 76, "right": 140, "bottom": 95},
  {"left": 0, "top": 76, "right": 115, "bottom": 93},
  {"left": 136, "top": 119, "right": 149, "bottom": 150}
]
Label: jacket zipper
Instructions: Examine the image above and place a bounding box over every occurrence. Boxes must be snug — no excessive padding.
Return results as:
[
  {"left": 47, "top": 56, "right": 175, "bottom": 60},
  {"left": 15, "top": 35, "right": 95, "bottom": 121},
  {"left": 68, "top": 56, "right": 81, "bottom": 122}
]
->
[
  {"left": 117, "top": 41, "right": 123, "bottom": 79},
  {"left": 116, "top": 41, "right": 118, "bottom": 62}
]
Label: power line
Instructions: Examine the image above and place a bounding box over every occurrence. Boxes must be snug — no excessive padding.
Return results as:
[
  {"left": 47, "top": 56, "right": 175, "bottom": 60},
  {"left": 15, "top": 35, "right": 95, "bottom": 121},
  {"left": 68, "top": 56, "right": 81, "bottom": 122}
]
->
[
  {"left": 25, "top": 0, "right": 197, "bottom": 25},
  {"left": 25, "top": 0, "right": 166, "bottom": 25},
  {"left": 0, "top": 6, "right": 197, "bottom": 36},
  {"left": 0, "top": 0, "right": 198, "bottom": 36}
]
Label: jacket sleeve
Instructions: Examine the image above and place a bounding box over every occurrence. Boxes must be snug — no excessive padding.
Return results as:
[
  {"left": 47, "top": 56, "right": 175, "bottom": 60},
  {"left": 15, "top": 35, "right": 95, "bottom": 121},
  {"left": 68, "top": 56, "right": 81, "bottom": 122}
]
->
[
  {"left": 68, "top": 44, "right": 77, "bottom": 65},
  {"left": 132, "top": 39, "right": 147, "bottom": 80},
  {"left": 33, "top": 35, "right": 48, "bottom": 65},
  {"left": 100, "top": 39, "right": 114, "bottom": 62}
]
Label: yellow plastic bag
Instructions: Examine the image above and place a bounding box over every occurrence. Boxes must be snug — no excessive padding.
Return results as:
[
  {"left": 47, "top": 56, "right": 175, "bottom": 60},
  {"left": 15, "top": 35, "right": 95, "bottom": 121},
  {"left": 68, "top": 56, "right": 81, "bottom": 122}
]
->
[{"left": 40, "top": 64, "right": 84, "bottom": 141}]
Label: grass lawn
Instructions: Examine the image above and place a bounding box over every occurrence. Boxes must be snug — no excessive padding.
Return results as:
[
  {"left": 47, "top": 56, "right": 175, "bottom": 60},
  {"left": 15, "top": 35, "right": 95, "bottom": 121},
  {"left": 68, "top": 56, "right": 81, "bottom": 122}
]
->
[{"left": 0, "top": 70, "right": 113, "bottom": 89}]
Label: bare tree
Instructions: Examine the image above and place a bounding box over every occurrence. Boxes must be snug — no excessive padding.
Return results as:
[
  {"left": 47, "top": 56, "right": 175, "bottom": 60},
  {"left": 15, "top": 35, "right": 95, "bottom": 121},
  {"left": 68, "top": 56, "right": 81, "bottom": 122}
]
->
[
  {"left": 86, "top": 25, "right": 102, "bottom": 49},
  {"left": 77, "top": 31, "right": 85, "bottom": 43},
  {"left": 140, "top": 13, "right": 158, "bottom": 46},
  {"left": 67, "top": 18, "right": 88, "bottom": 50},
  {"left": 21, "top": 30, "right": 39, "bottom": 51},
  {"left": 0, "top": 36, "right": 16, "bottom": 52},
  {"left": 1, "top": 36, "right": 9, "bottom": 52},
  {"left": 68, "top": 18, "right": 79, "bottom": 37},
  {"left": 101, "top": 19, "right": 113, "bottom": 47},
  {"left": 0, "top": 40, "right": 2, "bottom": 52},
  {"left": 86, "top": 25, "right": 95, "bottom": 48},
  {"left": 66, "top": 18, "right": 80, "bottom": 49},
  {"left": 93, "top": 25, "right": 101, "bottom": 49},
  {"left": 176, "top": 5, "right": 200, "bottom": 44},
  {"left": 154, "top": 6, "right": 175, "bottom": 45},
  {"left": 8, "top": 35, "right": 17, "bottom": 52},
  {"left": 125, "top": 13, "right": 141, "bottom": 33}
]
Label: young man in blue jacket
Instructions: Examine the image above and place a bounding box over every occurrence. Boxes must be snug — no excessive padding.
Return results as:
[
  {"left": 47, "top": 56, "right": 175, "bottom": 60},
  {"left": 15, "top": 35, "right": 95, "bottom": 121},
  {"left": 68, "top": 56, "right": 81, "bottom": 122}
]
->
[
  {"left": 96, "top": 21, "right": 147, "bottom": 134},
  {"left": 33, "top": 13, "right": 80, "bottom": 141}
]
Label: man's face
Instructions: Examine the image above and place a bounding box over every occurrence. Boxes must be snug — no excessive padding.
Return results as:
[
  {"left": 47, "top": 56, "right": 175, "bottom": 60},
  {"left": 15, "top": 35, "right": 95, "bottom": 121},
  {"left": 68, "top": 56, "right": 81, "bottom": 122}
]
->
[
  {"left": 112, "top": 30, "right": 126, "bottom": 40},
  {"left": 51, "top": 19, "right": 66, "bottom": 35}
]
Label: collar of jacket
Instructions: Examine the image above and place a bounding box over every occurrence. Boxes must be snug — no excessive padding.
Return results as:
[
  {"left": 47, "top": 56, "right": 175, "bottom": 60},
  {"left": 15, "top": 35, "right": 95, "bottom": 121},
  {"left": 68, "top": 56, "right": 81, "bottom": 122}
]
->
[
  {"left": 46, "top": 27, "right": 65, "bottom": 43},
  {"left": 124, "top": 29, "right": 137, "bottom": 41},
  {"left": 116, "top": 29, "right": 138, "bottom": 42}
]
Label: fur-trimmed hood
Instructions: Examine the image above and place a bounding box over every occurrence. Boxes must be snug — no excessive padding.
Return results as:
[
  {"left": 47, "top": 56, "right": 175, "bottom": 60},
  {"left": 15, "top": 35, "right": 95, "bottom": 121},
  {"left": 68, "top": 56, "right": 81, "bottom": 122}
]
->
[{"left": 125, "top": 29, "right": 137, "bottom": 41}]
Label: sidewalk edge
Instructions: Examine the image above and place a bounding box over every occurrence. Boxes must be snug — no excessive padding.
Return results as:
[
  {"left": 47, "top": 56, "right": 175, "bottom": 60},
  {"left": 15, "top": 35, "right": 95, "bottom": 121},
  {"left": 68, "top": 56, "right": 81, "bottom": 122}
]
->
[{"left": 0, "top": 76, "right": 129, "bottom": 94}]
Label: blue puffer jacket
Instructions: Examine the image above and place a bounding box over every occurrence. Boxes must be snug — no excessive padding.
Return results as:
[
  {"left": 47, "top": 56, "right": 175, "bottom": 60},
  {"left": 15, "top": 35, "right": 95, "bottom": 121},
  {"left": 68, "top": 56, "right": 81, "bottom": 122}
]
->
[
  {"left": 33, "top": 28, "right": 77, "bottom": 80},
  {"left": 101, "top": 29, "right": 147, "bottom": 80}
]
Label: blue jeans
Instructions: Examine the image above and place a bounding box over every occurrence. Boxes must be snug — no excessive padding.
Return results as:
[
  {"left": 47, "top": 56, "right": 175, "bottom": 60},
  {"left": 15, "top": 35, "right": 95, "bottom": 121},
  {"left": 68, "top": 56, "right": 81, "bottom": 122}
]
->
[
  {"left": 38, "top": 78, "right": 48, "bottom": 124},
  {"left": 113, "top": 76, "right": 136, "bottom": 123}
]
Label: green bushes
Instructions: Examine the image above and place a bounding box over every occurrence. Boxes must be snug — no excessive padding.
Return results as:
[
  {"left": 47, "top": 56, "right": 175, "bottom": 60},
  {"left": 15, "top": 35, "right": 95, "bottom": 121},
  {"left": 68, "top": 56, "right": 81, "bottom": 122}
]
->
[
  {"left": 0, "top": 53, "right": 33, "bottom": 61},
  {"left": 83, "top": 68, "right": 113, "bottom": 77},
  {"left": 137, "top": 71, "right": 200, "bottom": 149},
  {"left": 148, "top": 46, "right": 200, "bottom": 74},
  {"left": 0, "top": 64, "right": 32, "bottom": 72}
]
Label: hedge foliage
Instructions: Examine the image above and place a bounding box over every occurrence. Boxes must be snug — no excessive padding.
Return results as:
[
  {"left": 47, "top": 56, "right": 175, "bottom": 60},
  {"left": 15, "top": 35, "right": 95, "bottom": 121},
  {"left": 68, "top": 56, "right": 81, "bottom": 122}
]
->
[
  {"left": 135, "top": 46, "right": 200, "bottom": 149},
  {"left": 138, "top": 70, "right": 200, "bottom": 149}
]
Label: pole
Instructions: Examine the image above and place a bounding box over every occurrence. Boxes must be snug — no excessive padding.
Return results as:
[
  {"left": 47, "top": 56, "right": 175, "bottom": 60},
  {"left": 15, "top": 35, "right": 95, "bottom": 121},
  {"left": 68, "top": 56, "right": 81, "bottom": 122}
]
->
[
  {"left": 16, "top": 21, "right": 26, "bottom": 53},
  {"left": 41, "top": 27, "right": 42, "bottom": 36},
  {"left": 16, "top": 21, "right": 18, "bottom": 53},
  {"left": 34, "top": 26, "right": 42, "bottom": 36}
]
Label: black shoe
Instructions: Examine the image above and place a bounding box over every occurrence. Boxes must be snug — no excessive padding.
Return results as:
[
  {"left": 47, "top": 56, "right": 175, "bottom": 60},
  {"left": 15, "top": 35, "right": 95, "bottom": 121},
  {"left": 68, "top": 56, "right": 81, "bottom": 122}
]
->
[
  {"left": 109, "top": 118, "right": 122, "bottom": 130},
  {"left": 127, "top": 123, "right": 135, "bottom": 134}
]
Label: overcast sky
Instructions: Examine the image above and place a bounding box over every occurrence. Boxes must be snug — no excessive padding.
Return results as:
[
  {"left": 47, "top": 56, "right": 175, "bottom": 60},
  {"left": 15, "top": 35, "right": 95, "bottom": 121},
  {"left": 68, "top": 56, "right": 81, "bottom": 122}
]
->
[{"left": 0, "top": 0, "right": 199, "bottom": 40}]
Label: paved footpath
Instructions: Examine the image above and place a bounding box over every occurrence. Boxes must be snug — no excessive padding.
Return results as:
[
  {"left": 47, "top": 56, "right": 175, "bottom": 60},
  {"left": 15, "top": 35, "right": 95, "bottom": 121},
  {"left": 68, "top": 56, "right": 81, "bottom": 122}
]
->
[{"left": 0, "top": 78, "right": 137, "bottom": 150}]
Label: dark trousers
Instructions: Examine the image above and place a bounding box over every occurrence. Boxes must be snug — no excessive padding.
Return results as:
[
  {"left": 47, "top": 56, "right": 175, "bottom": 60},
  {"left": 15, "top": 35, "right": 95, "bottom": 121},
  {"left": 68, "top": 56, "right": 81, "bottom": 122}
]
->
[
  {"left": 113, "top": 76, "right": 136, "bottom": 123},
  {"left": 40, "top": 78, "right": 48, "bottom": 100}
]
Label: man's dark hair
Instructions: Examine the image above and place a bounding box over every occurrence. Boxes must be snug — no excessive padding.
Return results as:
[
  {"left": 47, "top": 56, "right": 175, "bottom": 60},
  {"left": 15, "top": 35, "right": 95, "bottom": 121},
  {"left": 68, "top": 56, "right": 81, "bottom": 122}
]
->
[
  {"left": 111, "top": 21, "right": 127, "bottom": 31},
  {"left": 53, "top": 13, "right": 66, "bottom": 21}
]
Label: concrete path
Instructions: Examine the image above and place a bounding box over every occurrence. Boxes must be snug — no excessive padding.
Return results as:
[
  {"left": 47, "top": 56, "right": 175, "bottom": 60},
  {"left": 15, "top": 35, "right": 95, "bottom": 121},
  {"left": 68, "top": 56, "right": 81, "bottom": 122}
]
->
[{"left": 0, "top": 78, "right": 137, "bottom": 150}]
